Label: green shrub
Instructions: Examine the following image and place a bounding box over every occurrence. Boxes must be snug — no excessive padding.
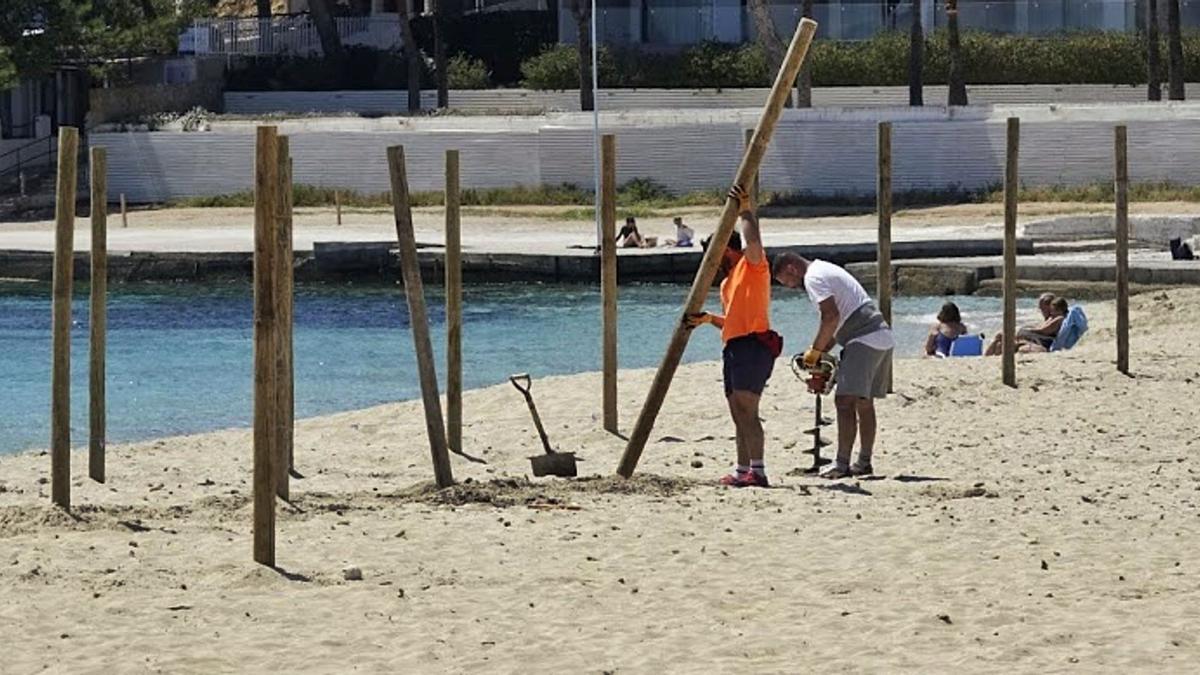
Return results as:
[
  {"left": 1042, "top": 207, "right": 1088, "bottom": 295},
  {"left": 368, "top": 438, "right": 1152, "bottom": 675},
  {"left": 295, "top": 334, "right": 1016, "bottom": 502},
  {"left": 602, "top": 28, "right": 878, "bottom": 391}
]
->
[
  {"left": 618, "top": 177, "right": 672, "bottom": 202},
  {"left": 520, "top": 44, "right": 619, "bottom": 90},
  {"left": 448, "top": 54, "right": 491, "bottom": 89}
]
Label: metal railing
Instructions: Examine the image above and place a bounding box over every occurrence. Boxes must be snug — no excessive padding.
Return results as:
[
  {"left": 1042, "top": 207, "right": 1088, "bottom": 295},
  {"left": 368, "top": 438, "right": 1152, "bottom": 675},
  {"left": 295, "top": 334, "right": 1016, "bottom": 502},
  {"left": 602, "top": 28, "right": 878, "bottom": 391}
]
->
[
  {"left": 186, "top": 15, "right": 404, "bottom": 56},
  {"left": 0, "top": 135, "right": 58, "bottom": 196}
]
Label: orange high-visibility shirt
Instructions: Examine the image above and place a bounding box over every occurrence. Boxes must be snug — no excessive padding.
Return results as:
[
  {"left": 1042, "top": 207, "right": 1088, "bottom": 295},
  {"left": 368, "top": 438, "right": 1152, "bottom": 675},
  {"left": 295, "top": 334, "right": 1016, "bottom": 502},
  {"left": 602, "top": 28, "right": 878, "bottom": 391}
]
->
[{"left": 720, "top": 256, "right": 771, "bottom": 343}]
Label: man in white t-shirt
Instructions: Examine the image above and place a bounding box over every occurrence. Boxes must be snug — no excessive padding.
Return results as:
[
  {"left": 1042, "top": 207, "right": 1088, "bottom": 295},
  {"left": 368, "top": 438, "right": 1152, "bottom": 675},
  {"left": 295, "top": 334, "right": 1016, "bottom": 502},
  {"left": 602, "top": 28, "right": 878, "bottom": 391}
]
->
[{"left": 773, "top": 253, "right": 895, "bottom": 478}]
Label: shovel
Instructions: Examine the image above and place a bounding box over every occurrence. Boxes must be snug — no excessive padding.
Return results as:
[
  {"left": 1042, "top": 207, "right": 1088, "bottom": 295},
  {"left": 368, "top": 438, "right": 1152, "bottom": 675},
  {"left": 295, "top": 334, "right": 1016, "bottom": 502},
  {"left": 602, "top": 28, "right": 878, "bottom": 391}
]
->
[{"left": 510, "top": 373, "right": 578, "bottom": 477}]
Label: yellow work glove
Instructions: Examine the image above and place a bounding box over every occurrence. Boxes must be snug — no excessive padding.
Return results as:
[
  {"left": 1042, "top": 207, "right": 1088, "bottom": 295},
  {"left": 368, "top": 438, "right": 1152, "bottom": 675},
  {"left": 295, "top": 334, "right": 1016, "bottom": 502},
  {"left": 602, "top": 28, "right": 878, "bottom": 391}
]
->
[{"left": 802, "top": 348, "right": 824, "bottom": 370}]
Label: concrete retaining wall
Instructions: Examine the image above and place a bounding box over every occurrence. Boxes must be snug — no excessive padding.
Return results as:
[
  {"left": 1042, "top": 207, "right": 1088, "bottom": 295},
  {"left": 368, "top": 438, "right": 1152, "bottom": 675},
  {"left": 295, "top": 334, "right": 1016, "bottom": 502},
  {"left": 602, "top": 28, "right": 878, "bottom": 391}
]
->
[
  {"left": 93, "top": 104, "right": 1200, "bottom": 204},
  {"left": 90, "top": 80, "right": 225, "bottom": 125}
]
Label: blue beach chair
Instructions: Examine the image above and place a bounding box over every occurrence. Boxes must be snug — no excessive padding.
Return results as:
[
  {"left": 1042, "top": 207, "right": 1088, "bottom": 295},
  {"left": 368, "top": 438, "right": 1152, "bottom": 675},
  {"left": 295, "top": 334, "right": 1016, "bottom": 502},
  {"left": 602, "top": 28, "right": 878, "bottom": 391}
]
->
[
  {"left": 1050, "top": 306, "right": 1088, "bottom": 352},
  {"left": 948, "top": 334, "right": 984, "bottom": 357}
]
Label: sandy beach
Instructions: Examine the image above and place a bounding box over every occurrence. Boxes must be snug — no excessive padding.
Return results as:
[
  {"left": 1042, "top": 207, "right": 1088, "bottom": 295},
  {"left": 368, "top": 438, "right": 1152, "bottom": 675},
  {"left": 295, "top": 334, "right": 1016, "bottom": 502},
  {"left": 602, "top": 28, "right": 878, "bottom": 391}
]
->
[{"left": 2, "top": 287, "right": 1199, "bottom": 673}]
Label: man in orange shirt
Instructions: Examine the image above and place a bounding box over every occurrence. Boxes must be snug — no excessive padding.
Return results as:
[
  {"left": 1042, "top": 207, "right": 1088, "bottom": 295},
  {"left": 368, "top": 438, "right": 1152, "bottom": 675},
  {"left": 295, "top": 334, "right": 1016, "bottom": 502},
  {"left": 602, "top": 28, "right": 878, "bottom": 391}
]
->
[{"left": 686, "top": 185, "right": 780, "bottom": 487}]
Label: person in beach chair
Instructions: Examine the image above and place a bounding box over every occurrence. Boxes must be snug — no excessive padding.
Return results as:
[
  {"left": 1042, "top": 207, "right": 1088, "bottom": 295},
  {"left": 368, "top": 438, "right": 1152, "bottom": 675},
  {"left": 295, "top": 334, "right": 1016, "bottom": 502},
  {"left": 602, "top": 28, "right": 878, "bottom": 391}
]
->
[
  {"left": 985, "top": 292, "right": 1062, "bottom": 356},
  {"left": 924, "top": 301, "right": 969, "bottom": 357},
  {"left": 685, "top": 185, "right": 781, "bottom": 488},
  {"left": 1049, "top": 302, "right": 1088, "bottom": 352}
]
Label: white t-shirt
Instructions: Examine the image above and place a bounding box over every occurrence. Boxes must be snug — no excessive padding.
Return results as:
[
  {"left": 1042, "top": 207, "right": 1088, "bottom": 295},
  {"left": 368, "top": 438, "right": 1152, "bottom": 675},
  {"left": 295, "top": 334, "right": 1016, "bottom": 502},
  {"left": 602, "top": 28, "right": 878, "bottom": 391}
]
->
[{"left": 803, "top": 259, "right": 895, "bottom": 350}]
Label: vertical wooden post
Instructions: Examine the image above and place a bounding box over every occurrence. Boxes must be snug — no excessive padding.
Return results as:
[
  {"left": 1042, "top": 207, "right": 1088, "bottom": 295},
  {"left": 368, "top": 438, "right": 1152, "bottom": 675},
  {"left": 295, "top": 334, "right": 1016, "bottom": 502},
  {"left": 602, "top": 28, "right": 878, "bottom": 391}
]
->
[
  {"left": 1002, "top": 117, "right": 1020, "bottom": 388},
  {"left": 617, "top": 19, "right": 818, "bottom": 478},
  {"left": 274, "top": 136, "right": 294, "bottom": 500},
  {"left": 388, "top": 145, "right": 454, "bottom": 489},
  {"left": 445, "top": 150, "right": 463, "bottom": 454},
  {"left": 876, "top": 122, "right": 893, "bottom": 393},
  {"left": 89, "top": 147, "right": 108, "bottom": 484},
  {"left": 1115, "top": 125, "right": 1130, "bottom": 375},
  {"left": 253, "top": 126, "right": 279, "bottom": 566},
  {"left": 744, "top": 128, "right": 759, "bottom": 207},
  {"left": 120, "top": 193, "right": 128, "bottom": 228},
  {"left": 601, "top": 134, "right": 618, "bottom": 433},
  {"left": 51, "top": 127, "right": 79, "bottom": 509},
  {"left": 335, "top": 189, "right": 342, "bottom": 226}
]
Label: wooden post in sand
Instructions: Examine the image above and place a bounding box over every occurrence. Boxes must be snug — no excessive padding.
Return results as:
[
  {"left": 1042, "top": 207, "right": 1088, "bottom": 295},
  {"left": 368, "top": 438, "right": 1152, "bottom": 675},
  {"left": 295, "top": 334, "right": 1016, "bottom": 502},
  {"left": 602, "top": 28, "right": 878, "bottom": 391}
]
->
[
  {"left": 89, "top": 147, "right": 108, "bottom": 484},
  {"left": 335, "top": 190, "right": 342, "bottom": 226},
  {"left": 1115, "top": 125, "right": 1130, "bottom": 375},
  {"left": 274, "top": 136, "right": 295, "bottom": 500},
  {"left": 388, "top": 146, "right": 454, "bottom": 489},
  {"left": 445, "top": 150, "right": 463, "bottom": 454},
  {"left": 51, "top": 127, "right": 79, "bottom": 509},
  {"left": 876, "top": 122, "right": 893, "bottom": 393},
  {"left": 744, "top": 129, "right": 759, "bottom": 207},
  {"left": 120, "top": 193, "right": 128, "bottom": 229},
  {"left": 1002, "top": 117, "right": 1020, "bottom": 388},
  {"left": 617, "top": 18, "right": 818, "bottom": 478},
  {"left": 601, "top": 134, "right": 618, "bottom": 433},
  {"left": 253, "top": 126, "right": 280, "bottom": 566}
]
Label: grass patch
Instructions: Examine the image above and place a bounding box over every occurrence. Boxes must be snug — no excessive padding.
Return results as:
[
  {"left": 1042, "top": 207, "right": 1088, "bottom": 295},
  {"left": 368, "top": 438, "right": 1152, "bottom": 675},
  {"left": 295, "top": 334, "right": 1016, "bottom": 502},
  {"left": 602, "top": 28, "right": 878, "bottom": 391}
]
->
[{"left": 169, "top": 180, "right": 1200, "bottom": 217}]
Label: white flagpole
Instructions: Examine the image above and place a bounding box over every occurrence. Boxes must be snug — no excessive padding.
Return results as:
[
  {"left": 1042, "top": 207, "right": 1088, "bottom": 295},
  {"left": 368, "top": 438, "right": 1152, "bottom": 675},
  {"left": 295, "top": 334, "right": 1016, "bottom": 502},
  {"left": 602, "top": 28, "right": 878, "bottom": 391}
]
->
[{"left": 591, "top": 0, "right": 601, "bottom": 250}]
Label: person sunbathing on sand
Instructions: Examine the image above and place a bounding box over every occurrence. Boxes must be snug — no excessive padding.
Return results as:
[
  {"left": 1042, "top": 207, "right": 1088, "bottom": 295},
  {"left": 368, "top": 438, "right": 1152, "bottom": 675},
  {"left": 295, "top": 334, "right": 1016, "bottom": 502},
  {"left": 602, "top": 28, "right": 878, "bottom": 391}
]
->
[{"left": 984, "top": 294, "right": 1067, "bottom": 355}]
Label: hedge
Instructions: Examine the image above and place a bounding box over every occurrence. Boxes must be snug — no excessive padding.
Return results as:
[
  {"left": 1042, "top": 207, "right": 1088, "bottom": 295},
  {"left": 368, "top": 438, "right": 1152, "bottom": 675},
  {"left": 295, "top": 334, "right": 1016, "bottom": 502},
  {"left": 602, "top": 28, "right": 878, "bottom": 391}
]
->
[{"left": 522, "top": 30, "right": 1200, "bottom": 90}]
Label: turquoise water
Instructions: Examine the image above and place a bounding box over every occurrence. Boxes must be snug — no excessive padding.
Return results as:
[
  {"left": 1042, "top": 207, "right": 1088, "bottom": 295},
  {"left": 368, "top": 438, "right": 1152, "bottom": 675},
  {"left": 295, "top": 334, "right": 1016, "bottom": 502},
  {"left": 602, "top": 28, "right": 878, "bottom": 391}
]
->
[{"left": 0, "top": 282, "right": 1017, "bottom": 455}]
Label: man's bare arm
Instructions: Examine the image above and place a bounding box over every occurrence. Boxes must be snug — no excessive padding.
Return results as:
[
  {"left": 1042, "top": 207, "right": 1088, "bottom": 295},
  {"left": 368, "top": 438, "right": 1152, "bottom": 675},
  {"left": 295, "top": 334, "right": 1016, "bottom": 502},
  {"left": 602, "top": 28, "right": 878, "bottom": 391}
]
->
[
  {"left": 812, "top": 298, "right": 840, "bottom": 352},
  {"left": 740, "top": 210, "right": 765, "bottom": 265}
]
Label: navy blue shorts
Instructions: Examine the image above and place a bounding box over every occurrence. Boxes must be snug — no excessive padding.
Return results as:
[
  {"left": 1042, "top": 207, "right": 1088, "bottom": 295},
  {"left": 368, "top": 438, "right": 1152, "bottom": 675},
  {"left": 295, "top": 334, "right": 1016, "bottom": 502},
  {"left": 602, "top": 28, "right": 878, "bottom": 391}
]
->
[{"left": 722, "top": 335, "right": 776, "bottom": 397}]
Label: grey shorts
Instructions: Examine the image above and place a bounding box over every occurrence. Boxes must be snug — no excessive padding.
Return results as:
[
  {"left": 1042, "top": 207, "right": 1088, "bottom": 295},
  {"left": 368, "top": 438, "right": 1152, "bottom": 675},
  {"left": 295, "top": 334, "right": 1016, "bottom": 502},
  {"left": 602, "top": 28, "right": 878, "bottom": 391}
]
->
[{"left": 837, "top": 342, "right": 892, "bottom": 399}]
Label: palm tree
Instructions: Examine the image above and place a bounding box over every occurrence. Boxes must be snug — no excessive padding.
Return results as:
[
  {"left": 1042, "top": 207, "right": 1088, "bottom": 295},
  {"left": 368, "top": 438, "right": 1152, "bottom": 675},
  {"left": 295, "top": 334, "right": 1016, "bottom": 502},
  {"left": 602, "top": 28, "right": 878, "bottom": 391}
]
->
[
  {"left": 747, "top": 0, "right": 795, "bottom": 106},
  {"left": 308, "top": 0, "right": 343, "bottom": 60},
  {"left": 796, "top": 0, "right": 815, "bottom": 108},
  {"left": 567, "top": 0, "right": 594, "bottom": 111},
  {"left": 946, "top": 0, "right": 968, "bottom": 106},
  {"left": 1148, "top": 0, "right": 1162, "bottom": 101},
  {"left": 1167, "top": 0, "right": 1185, "bottom": 100},
  {"left": 396, "top": 0, "right": 422, "bottom": 113},
  {"left": 909, "top": 0, "right": 924, "bottom": 106}
]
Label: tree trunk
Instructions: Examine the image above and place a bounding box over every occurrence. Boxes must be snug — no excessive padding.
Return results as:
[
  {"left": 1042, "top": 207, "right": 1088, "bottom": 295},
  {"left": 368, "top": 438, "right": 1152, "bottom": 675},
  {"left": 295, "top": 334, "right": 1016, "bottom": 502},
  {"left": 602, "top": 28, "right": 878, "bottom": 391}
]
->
[
  {"left": 747, "top": 0, "right": 793, "bottom": 107},
  {"left": 396, "top": 0, "right": 422, "bottom": 113},
  {"left": 1167, "top": 0, "right": 1185, "bottom": 100},
  {"left": 309, "top": 0, "right": 343, "bottom": 59},
  {"left": 909, "top": 0, "right": 924, "bottom": 106},
  {"left": 256, "top": 0, "right": 271, "bottom": 18},
  {"left": 569, "top": 0, "right": 594, "bottom": 112},
  {"left": 434, "top": 10, "right": 449, "bottom": 109},
  {"left": 1148, "top": 0, "right": 1162, "bottom": 101},
  {"left": 795, "top": 0, "right": 815, "bottom": 108},
  {"left": 946, "top": 0, "right": 968, "bottom": 106}
]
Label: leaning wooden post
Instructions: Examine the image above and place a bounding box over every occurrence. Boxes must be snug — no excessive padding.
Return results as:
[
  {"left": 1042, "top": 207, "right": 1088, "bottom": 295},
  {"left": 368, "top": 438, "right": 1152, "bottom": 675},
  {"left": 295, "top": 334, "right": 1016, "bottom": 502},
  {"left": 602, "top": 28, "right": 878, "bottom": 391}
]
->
[
  {"left": 744, "top": 128, "right": 760, "bottom": 207},
  {"left": 1115, "top": 125, "right": 1130, "bottom": 375},
  {"left": 274, "top": 136, "right": 295, "bottom": 500},
  {"left": 601, "top": 134, "right": 618, "bottom": 433},
  {"left": 388, "top": 145, "right": 454, "bottom": 489},
  {"left": 51, "top": 127, "right": 79, "bottom": 509},
  {"left": 253, "top": 126, "right": 280, "bottom": 566},
  {"left": 617, "top": 18, "right": 818, "bottom": 478},
  {"left": 1002, "top": 117, "right": 1020, "bottom": 388},
  {"left": 445, "top": 150, "right": 463, "bottom": 454},
  {"left": 89, "top": 146, "right": 108, "bottom": 484},
  {"left": 876, "top": 121, "right": 893, "bottom": 393},
  {"left": 120, "top": 193, "right": 128, "bottom": 228},
  {"left": 335, "top": 189, "right": 342, "bottom": 226}
]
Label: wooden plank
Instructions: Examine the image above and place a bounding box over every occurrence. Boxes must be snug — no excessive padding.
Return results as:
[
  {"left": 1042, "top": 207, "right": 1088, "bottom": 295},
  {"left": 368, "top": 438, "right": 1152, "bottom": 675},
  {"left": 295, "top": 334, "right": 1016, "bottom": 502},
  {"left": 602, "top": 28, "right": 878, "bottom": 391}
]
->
[
  {"left": 388, "top": 145, "right": 454, "bottom": 489},
  {"left": 1115, "top": 125, "right": 1130, "bottom": 375},
  {"left": 274, "top": 136, "right": 294, "bottom": 500},
  {"left": 876, "top": 122, "right": 893, "bottom": 394},
  {"left": 51, "top": 127, "right": 79, "bottom": 509},
  {"left": 445, "top": 150, "right": 463, "bottom": 454},
  {"left": 616, "top": 18, "right": 819, "bottom": 478},
  {"left": 1002, "top": 117, "right": 1020, "bottom": 388},
  {"left": 601, "top": 134, "right": 618, "bottom": 433},
  {"left": 253, "top": 126, "right": 279, "bottom": 566},
  {"left": 744, "top": 128, "right": 759, "bottom": 208},
  {"left": 89, "top": 146, "right": 108, "bottom": 484}
]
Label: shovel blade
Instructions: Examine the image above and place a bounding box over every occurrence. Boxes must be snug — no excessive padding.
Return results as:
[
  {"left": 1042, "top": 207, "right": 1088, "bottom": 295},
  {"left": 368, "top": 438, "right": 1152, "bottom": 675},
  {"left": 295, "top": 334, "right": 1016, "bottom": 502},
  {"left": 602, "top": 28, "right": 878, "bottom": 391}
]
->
[{"left": 530, "top": 452, "right": 578, "bottom": 478}]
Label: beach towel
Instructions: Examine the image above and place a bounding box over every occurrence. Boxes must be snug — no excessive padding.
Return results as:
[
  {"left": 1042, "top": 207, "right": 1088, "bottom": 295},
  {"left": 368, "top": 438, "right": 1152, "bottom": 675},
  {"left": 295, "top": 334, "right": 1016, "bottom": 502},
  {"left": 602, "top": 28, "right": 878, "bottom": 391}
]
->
[{"left": 1050, "top": 306, "right": 1088, "bottom": 352}]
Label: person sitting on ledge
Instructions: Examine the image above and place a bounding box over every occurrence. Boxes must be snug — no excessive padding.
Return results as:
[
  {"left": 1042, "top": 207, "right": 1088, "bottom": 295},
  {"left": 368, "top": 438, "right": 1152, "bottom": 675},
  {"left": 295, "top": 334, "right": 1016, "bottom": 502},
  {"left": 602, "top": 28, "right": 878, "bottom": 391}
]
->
[
  {"left": 617, "top": 217, "right": 646, "bottom": 248},
  {"left": 664, "top": 217, "right": 695, "bottom": 247},
  {"left": 984, "top": 293, "right": 1066, "bottom": 355},
  {"left": 924, "top": 301, "right": 969, "bottom": 357}
]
